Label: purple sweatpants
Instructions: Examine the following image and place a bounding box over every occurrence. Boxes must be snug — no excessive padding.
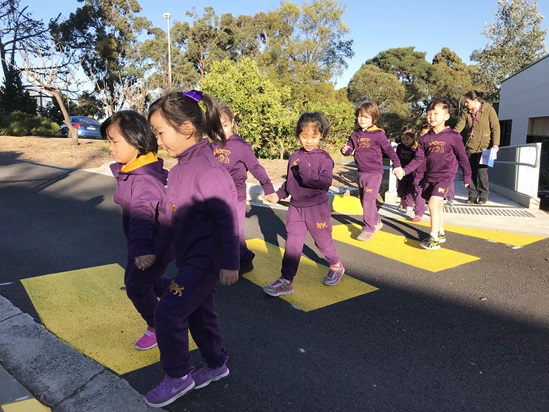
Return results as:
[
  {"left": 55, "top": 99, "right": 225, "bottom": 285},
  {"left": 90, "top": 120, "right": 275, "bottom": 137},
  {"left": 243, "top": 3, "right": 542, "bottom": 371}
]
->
[
  {"left": 124, "top": 256, "right": 171, "bottom": 327},
  {"left": 358, "top": 172, "right": 382, "bottom": 233},
  {"left": 237, "top": 200, "right": 255, "bottom": 265},
  {"left": 281, "top": 201, "right": 340, "bottom": 281},
  {"left": 154, "top": 264, "right": 227, "bottom": 378}
]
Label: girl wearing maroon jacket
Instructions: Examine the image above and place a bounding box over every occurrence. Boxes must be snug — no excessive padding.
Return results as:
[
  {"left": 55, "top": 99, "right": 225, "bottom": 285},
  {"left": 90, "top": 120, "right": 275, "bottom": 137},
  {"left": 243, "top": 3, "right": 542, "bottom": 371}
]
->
[
  {"left": 211, "top": 103, "right": 275, "bottom": 274},
  {"left": 341, "top": 101, "right": 401, "bottom": 241},
  {"left": 263, "top": 112, "right": 345, "bottom": 296},
  {"left": 101, "top": 111, "right": 172, "bottom": 352},
  {"left": 145, "top": 91, "right": 239, "bottom": 408}
]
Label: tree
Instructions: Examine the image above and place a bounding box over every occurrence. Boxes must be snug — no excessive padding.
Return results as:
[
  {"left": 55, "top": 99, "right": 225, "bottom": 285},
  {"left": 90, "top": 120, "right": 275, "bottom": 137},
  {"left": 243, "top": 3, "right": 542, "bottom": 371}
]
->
[
  {"left": 0, "top": 0, "right": 56, "bottom": 114},
  {"left": 20, "top": 40, "right": 88, "bottom": 145},
  {"left": 470, "top": 0, "right": 547, "bottom": 100},
  {"left": 366, "top": 47, "right": 437, "bottom": 117},
  {"left": 50, "top": 0, "right": 153, "bottom": 115},
  {"left": 0, "top": 68, "right": 36, "bottom": 114},
  {"left": 258, "top": 0, "right": 354, "bottom": 104},
  {"left": 430, "top": 48, "right": 474, "bottom": 116},
  {"left": 347, "top": 65, "right": 405, "bottom": 110},
  {"left": 201, "top": 57, "right": 295, "bottom": 159}
]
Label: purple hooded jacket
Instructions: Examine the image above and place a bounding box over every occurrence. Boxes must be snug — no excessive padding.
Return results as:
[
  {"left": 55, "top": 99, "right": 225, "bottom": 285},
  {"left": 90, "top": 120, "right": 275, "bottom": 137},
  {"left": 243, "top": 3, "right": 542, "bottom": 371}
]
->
[
  {"left": 211, "top": 134, "right": 275, "bottom": 201},
  {"left": 162, "top": 138, "right": 240, "bottom": 271},
  {"left": 276, "top": 148, "right": 333, "bottom": 208},
  {"left": 403, "top": 127, "right": 472, "bottom": 184},
  {"left": 110, "top": 157, "right": 171, "bottom": 259},
  {"left": 341, "top": 126, "right": 401, "bottom": 173}
]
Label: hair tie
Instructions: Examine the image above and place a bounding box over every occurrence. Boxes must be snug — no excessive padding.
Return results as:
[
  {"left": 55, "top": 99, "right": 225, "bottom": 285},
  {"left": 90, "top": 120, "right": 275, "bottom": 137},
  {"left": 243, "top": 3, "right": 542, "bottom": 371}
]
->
[{"left": 183, "top": 90, "right": 203, "bottom": 103}]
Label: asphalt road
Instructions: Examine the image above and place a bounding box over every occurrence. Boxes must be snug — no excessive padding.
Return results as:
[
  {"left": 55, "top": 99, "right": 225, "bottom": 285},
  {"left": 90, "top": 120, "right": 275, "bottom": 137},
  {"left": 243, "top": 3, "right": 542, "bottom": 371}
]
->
[{"left": 1, "top": 154, "right": 548, "bottom": 411}]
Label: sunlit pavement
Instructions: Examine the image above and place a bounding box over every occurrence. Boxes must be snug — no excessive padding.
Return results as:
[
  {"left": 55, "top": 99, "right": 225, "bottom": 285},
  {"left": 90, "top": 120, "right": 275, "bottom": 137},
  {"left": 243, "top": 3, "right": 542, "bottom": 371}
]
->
[{"left": 1, "top": 155, "right": 548, "bottom": 411}]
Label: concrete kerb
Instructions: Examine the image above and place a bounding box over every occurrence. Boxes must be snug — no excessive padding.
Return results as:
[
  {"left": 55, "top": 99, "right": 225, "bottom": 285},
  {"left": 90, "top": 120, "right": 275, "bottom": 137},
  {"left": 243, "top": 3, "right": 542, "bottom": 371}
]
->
[{"left": 0, "top": 295, "right": 157, "bottom": 412}]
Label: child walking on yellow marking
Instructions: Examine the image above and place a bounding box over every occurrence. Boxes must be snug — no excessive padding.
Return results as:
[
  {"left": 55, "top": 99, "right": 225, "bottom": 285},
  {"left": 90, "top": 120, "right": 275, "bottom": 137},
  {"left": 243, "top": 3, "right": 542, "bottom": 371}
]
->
[
  {"left": 396, "top": 125, "right": 425, "bottom": 222},
  {"left": 101, "top": 110, "right": 173, "bottom": 351},
  {"left": 144, "top": 90, "right": 240, "bottom": 408},
  {"left": 263, "top": 112, "right": 345, "bottom": 296},
  {"left": 393, "top": 98, "right": 472, "bottom": 250},
  {"left": 211, "top": 102, "right": 275, "bottom": 275},
  {"left": 341, "top": 101, "right": 401, "bottom": 241}
]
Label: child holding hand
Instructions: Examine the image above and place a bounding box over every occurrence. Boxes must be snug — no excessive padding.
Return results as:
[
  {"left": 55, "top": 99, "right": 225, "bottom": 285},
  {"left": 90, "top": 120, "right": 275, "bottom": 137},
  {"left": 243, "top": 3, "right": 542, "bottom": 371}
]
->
[
  {"left": 101, "top": 110, "right": 172, "bottom": 351},
  {"left": 263, "top": 112, "right": 345, "bottom": 296},
  {"left": 396, "top": 125, "right": 425, "bottom": 222},
  {"left": 393, "top": 98, "right": 471, "bottom": 250},
  {"left": 341, "top": 101, "right": 401, "bottom": 241},
  {"left": 144, "top": 90, "right": 240, "bottom": 408},
  {"left": 211, "top": 102, "right": 275, "bottom": 274}
]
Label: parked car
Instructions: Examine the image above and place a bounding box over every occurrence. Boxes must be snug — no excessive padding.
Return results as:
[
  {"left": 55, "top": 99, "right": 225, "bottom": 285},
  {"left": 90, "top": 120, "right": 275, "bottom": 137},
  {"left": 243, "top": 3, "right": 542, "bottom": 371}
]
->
[{"left": 60, "top": 116, "right": 103, "bottom": 139}]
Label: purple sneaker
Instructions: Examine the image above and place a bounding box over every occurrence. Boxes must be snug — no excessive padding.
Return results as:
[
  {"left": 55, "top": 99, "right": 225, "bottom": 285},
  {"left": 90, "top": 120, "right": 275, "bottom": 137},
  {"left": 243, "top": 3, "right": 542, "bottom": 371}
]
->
[
  {"left": 192, "top": 362, "right": 230, "bottom": 389},
  {"left": 145, "top": 374, "right": 195, "bottom": 408},
  {"left": 134, "top": 327, "right": 157, "bottom": 350}
]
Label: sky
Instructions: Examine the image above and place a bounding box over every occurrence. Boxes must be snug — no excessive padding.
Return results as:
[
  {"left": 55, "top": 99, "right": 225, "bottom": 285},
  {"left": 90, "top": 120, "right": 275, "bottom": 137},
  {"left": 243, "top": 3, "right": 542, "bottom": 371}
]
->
[{"left": 24, "top": 0, "right": 549, "bottom": 89}]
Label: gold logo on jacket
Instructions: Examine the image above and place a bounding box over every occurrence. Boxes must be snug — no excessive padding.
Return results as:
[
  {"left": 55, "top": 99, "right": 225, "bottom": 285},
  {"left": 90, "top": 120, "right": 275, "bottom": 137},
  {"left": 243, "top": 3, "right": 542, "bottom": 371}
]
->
[
  {"left": 170, "top": 202, "right": 176, "bottom": 214},
  {"left": 214, "top": 148, "right": 231, "bottom": 164},
  {"left": 358, "top": 137, "right": 371, "bottom": 149},
  {"left": 428, "top": 140, "right": 446, "bottom": 153},
  {"left": 438, "top": 187, "right": 446, "bottom": 194},
  {"left": 316, "top": 222, "right": 328, "bottom": 229},
  {"left": 365, "top": 188, "right": 373, "bottom": 193},
  {"left": 169, "top": 280, "right": 184, "bottom": 297}
]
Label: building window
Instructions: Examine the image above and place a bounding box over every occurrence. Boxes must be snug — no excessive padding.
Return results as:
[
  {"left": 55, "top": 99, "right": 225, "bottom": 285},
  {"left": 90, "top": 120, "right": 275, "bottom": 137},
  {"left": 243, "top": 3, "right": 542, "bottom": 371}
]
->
[{"left": 499, "top": 120, "right": 512, "bottom": 147}]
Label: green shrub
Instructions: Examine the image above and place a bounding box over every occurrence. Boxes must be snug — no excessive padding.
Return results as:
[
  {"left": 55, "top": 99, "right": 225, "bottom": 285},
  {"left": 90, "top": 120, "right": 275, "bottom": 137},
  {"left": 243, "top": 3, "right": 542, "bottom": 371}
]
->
[{"left": 0, "top": 111, "right": 60, "bottom": 137}]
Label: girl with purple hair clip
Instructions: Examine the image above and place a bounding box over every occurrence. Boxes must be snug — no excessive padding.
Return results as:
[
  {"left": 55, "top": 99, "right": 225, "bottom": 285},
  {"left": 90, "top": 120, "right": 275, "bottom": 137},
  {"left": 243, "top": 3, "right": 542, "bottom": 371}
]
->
[{"left": 144, "top": 90, "right": 239, "bottom": 408}]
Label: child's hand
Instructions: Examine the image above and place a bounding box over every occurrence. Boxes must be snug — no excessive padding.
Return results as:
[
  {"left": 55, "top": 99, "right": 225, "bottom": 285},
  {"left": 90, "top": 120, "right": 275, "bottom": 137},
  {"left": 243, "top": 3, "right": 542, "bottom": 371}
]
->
[
  {"left": 341, "top": 144, "right": 350, "bottom": 154},
  {"left": 219, "top": 269, "right": 239, "bottom": 285},
  {"left": 135, "top": 254, "right": 156, "bottom": 270},
  {"left": 264, "top": 193, "right": 279, "bottom": 204},
  {"left": 464, "top": 183, "right": 469, "bottom": 187},
  {"left": 393, "top": 167, "right": 405, "bottom": 180}
]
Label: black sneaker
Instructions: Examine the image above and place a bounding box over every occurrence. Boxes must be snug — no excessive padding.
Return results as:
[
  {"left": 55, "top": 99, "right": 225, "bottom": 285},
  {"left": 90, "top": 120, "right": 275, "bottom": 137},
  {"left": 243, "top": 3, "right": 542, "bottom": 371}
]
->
[
  {"left": 475, "top": 199, "right": 487, "bottom": 205},
  {"left": 466, "top": 198, "right": 476, "bottom": 204}
]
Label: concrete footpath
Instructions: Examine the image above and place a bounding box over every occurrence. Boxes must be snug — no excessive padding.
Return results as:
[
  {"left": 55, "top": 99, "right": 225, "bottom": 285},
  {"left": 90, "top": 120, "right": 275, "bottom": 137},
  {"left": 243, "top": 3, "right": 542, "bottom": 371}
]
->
[{"left": 1, "top": 159, "right": 548, "bottom": 411}]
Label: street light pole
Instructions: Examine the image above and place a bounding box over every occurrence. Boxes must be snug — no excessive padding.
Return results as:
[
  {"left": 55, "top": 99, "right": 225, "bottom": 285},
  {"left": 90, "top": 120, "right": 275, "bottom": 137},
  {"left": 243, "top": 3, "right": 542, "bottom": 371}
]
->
[
  {"left": 455, "top": 85, "right": 462, "bottom": 117},
  {"left": 162, "top": 13, "right": 172, "bottom": 89}
]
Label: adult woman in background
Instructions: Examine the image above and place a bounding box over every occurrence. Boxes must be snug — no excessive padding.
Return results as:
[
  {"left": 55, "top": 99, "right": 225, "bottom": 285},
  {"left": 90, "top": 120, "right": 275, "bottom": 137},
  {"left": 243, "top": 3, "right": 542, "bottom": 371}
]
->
[{"left": 454, "top": 90, "right": 500, "bottom": 204}]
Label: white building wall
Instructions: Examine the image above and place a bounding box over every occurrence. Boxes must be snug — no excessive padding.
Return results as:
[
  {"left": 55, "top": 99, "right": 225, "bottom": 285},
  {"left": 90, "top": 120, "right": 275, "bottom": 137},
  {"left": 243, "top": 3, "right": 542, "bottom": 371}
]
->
[{"left": 498, "top": 55, "right": 549, "bottom": 146}]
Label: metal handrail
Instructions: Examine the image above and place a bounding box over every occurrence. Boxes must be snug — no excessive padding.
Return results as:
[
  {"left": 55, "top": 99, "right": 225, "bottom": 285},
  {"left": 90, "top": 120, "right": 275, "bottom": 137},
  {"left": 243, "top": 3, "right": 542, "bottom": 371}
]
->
[{"left": 493, "top": 143, "right": 541, "bottom": 169}]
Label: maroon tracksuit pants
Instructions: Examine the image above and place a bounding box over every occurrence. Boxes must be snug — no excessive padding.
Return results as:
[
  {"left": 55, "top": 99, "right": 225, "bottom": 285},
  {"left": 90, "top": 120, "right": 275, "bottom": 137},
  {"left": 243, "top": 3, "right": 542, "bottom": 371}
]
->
[
  {"left": 154, "top": 263, "right": 227, "bottom": 378},
  {"left": 281, "top": 201, "right": 340, "bottom": 282}
]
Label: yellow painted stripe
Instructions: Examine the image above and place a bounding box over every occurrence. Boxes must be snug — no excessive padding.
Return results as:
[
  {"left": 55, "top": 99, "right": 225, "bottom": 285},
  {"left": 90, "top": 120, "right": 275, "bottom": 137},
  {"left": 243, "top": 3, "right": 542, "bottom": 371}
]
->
[
  {"left": 2, "top": 398, "right": 50, "bottom": 411},
  {"left": 21, "top": 264, "right": 196, "bottom": 375},
  {"left": 402, "top": 220, "right": 545, "bottom": 247},
  {"left": 332, "top": 223, "right": 480, "bottom": 272},
  {"left": 331, "top": 195, "right": 362, "bottom": 215},
  {"left": 244, "top": 238, "right": 378, "bottom": 312}
]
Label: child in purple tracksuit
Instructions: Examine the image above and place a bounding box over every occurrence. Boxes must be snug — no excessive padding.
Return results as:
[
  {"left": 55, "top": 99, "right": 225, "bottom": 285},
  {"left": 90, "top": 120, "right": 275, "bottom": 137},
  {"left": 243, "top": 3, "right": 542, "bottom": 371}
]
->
[
  {"left": 396, "top": 125, "right": 425, "bottom": 222},
  {"left": 263, "top": 112, "right": 345, "bottom": 296},
  {"left": 101, "top": 110, "right": 172, "bottom": 351},
  {"left": 145, "top": 90, "right": 240, "bottom": 408},
  {"left": 212, "top": 102, "right": 275, "bottom": 274},
  {"left": 341, "top": 101, "right": 401, "bottom": 241},
  {"left": 393, "top": 98, "right": 472, "bottom": 250}
]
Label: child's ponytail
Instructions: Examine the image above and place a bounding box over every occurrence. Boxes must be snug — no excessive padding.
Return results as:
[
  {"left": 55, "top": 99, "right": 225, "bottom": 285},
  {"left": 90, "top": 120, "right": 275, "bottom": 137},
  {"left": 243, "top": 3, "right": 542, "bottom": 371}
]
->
[{"left": 199, "top": 93, "right": 226, "bottom": 144}]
